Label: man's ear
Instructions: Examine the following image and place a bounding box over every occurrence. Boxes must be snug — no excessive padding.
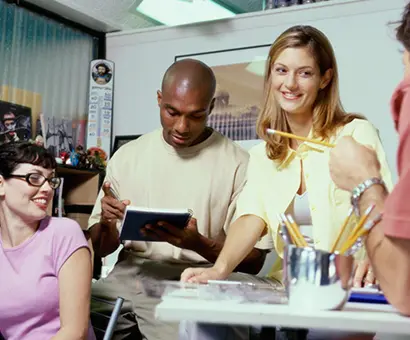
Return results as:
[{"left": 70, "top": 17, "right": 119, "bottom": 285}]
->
[
  {"left": 208, "top": 98, "right": 215, "bottom": 116},
  {"left": 157, "top": 90, "right": 162, "bottom": 107},
  {"left": 320, "top": 68, "right": 333, "bottom": 90},
  {"left": 0, "top": 175, "right": 5, "bottom": 197}
]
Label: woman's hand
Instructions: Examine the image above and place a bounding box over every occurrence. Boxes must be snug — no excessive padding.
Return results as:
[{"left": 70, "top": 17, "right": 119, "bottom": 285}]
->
[
  {"left": 181, "top": 266, "right": 228, "bottom": 283},
  {"left": 353, "top": 258, "right": 377, "bottom": 288}
]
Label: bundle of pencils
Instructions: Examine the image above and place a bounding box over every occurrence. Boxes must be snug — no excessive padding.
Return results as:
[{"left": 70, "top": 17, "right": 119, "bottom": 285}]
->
[
  {"left": 278, "top": 213, "right": 309, "bottom": 248},
  {"left": 331, "top": 204, "right": 381, "bottom": 255},
  {"left": 268, "top": 128, "right": 382, "bottom": 254},
  {"left": 278, "top": 204, "right": 381, "bottom": 255}
]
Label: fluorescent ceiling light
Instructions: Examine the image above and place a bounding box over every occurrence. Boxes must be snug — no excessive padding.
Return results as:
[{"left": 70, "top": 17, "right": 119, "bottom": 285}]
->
[{"left": 136, "top": 0, "right": 235, "bottom": 26}]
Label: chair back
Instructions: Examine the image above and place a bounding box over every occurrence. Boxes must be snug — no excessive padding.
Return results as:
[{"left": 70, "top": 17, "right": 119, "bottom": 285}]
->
[{"left": 91, "top": 296, "right": 124, "bottom": 340}]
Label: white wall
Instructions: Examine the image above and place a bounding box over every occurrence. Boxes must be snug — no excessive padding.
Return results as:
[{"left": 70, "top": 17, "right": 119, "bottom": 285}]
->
[{"left": 107, "top": 0, "right": 408, "bottom": 180}]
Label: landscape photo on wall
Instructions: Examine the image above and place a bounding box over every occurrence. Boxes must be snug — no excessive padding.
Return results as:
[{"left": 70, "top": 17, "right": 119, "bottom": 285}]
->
[{"left": 175, "top": 44, "right": 270, "bottom": 150}]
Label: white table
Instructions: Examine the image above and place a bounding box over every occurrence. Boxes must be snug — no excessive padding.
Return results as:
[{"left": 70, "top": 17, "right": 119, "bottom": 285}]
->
[{"left": 156, "top": 295, "right": 410, "bottom": 336}]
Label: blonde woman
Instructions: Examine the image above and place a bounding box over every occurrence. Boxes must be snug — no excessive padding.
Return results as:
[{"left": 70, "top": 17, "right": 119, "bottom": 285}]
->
[
  {"left": 180, "top": 24, "right": 393, "bottom": 340},
  {"left": 182, "top": 25, "right": 392, "bottom": 287}
]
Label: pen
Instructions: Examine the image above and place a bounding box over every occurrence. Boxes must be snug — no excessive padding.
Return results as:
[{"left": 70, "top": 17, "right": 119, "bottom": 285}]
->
[{"left": 109, "top": 187, "right": 120, "bottom": 201}]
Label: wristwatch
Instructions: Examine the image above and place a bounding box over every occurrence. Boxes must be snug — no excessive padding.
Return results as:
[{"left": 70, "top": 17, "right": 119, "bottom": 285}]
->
[{"left": 351, "top": 177, "right": 386, "bottom": 216}]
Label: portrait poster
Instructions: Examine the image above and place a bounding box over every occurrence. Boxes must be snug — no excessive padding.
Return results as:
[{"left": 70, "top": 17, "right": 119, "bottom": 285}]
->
[
  {"left": 0, "top": 100, "right": 32, "bottom": 144},
  {"left": 0, "top": 86, "right": 42, "bottom": 139},
  {"left": 86, "top": 59, "right": 114, "bottom": 159},
  {"left": 175, "top": 45, "right": 270, "bottom": 150}
]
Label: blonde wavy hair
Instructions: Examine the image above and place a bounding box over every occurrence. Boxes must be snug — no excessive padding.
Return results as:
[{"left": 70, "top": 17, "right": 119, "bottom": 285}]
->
[{"left": 257, "top": 25, "right": 364, "bottom": 162}]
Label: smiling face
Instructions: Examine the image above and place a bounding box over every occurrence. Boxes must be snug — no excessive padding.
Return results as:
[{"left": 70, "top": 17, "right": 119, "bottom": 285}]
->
[
  {"left": 271, "top": 47, "right": 332, "bottom": 116},
  {"left": 0, "top": 163, "right": 55, "bottom": 222},
  {"left": 97, "top": 65, "right": 107, "bottom": 75}
]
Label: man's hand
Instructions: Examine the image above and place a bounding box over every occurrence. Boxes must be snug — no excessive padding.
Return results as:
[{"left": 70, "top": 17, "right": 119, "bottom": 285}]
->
[
  {"left": 329, "top": 136, "right": 381, "bottom": 192},
  {"left": 141, "top": 217, "right": 202, "bottom": 250},
  {"left": 180, "top": 266, "right": 228, "bottom": 283},
  {"left": 100, "top": 182, "right": 130, "bottom": 225},
  {"left": 353, "top": 258, "right": 377, "bottom": 288}
]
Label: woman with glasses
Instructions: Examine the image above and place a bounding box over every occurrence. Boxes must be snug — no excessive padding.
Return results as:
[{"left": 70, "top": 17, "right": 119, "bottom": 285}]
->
[{"left": 0, "top": 142, "right": 95, "bottom": 340}]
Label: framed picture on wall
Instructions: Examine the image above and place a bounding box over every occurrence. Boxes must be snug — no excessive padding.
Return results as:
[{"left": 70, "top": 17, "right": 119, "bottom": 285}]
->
[
  {"left": 0, "top": 100, "right": 32, "bottom": 144},
  {"left": 112, "top": 134, "right": 141, "bottom": 155},
  {"left": 175, "top": 44, "right": 270, "bottom": 150}
]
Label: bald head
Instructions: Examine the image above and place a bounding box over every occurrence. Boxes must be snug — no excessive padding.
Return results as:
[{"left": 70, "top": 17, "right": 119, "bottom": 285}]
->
[
  {"left": 157, "top": 59, "right": 216, "bottom": 149},
  {"left": 161, "top": 58, "right": 216, "bottom": 102}
]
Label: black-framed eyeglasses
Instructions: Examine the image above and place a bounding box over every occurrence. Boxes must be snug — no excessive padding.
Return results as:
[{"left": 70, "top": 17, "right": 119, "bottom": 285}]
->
[{"left": 9, "top": 173, "right": 61, "bottom": 189}]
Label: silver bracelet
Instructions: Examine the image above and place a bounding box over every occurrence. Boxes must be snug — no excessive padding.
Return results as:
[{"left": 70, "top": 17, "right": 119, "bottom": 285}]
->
[{"left": 351, "top": 177, "right": 386, "bottom": 216}]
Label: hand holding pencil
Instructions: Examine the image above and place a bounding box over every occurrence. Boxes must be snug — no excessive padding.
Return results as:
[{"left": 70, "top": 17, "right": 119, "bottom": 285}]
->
[{"left": 100, "top": 182, "right": 130, "bottom": 223}]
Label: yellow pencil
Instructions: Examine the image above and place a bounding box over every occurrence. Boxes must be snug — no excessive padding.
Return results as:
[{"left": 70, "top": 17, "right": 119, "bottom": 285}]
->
[
  {"left": 347, "top": 205, "right": 375, "bottom": 243},
  {"left": 286, "top": 214, "right": 308, "bottom": 247},
  {"left": 339, "top": 214, "right": 382, "bottom": 254},
  {"left": 277, "top": 214, "right": 293, "bottom": 245},
  {"left": 330, "top": 207, "right": 353, "bottom": 253},
  {"left": 339, "top": 205, "right": 376, "bottom": 254},
  {"left": 266, "top": 128, "right": 335, "bottom": 148},
  {"left": 280, "top": 213, "right": 303, "bottom": 247}
]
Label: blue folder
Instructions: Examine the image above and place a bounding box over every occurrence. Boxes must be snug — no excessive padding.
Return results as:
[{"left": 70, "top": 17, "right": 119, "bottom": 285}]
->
[{"left": 348, "top": 290, "right": 388, "bottom": 304}]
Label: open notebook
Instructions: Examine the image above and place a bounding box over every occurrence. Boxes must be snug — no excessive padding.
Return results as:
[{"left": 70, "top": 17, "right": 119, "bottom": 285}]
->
[{"left": 119, "top": 206, "right": 193, "bottom": 242}]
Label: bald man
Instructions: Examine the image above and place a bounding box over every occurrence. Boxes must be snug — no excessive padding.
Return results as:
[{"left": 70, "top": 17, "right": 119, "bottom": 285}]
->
[{"left": 88, "top": 59, "right": 272, "bottom": 340}]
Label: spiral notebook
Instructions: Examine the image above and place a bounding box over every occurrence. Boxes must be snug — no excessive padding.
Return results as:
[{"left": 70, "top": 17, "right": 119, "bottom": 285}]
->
[{"left": 119, "top": 206, "right": 193, "bottom": 242}]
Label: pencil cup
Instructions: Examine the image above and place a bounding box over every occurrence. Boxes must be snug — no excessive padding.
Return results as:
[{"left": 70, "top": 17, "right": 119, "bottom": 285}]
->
[{"left": 283, "top": 245, "right": 354, "bottom": 311}]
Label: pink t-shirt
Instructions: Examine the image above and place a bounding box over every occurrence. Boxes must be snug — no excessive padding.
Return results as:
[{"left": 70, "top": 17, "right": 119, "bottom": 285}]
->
[
  {"left": 384, "top": 77, "right": 410, "bottom": 239},
  {"left": 0, "top": 217, "right": 96, "bottom": 340}
]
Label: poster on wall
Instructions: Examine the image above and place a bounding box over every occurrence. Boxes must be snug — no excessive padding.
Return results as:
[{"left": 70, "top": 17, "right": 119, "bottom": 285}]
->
[
  {"left": 0, "top": 86, "right": 42, "bottom": 142},
  {"left": 0, "top": 100, "right": 32, "bottom": 144},
  {"left": 44, "top": 116, "right": 74, "bottom": 156},
  {"left": 175, "top": 45, "right": 270, "bottom": 150},
  {"left": 86, "top": 59, "right": 114, "bottom": 158}
]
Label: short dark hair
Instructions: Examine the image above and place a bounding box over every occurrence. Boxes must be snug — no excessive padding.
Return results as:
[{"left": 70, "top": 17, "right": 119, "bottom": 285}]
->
[
  {"left": 95, "top": 63, "right": 108, "bottom": 72},
  {"left": 0, "top": 142, "right": 57, "bottom": 178},
  {"left": 396, "top": 2, "right": 410, "bottom": 51}
]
